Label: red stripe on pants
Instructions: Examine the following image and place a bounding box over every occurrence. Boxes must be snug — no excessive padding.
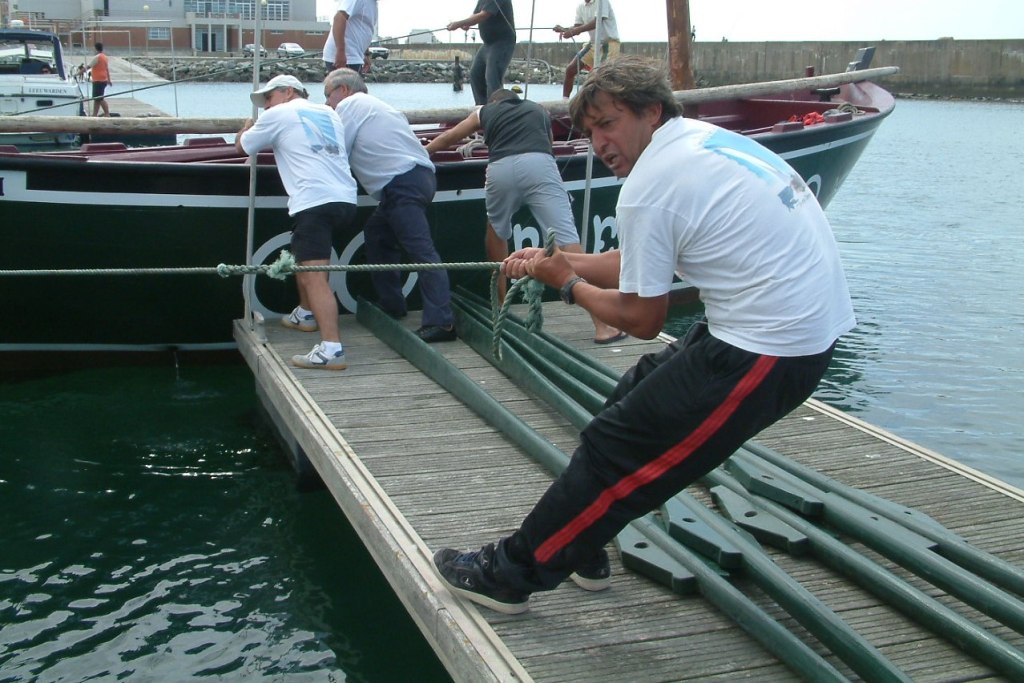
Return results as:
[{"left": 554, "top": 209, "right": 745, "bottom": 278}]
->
[{"left": 534, "top": 354, "right": 779, "bottom": 564}]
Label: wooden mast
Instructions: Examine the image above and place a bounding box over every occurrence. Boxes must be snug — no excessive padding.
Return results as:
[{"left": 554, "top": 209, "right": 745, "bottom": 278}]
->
[{"left": 666, "top": 0, "right": 697, "bottom": 91}]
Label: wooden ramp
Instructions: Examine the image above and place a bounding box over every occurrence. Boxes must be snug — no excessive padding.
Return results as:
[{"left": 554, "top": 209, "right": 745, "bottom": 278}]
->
[
  {"left": 82, "top": 95, "right": 177, "bottom": 146},
  {"left": 234, "top": 303, "right": 1024, "bottom": 682},
  {"left": 105, "top": 97, "right": 167, "bottom": 118}
]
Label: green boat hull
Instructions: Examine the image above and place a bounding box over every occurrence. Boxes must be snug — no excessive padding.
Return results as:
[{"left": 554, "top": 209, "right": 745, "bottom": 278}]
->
[{"left": 0, "top": 91, "right": 890, "bottom": 352}]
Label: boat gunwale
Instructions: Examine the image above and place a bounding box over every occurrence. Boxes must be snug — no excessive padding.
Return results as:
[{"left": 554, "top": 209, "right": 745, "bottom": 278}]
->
[{"left": 0, "top": 93, "right": 892, "bottom": 169}]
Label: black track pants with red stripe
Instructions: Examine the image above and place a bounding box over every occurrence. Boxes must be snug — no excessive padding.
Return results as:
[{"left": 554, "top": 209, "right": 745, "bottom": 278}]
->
[{"left": 494, "top": 322, "right": 836, "bottom": 593}]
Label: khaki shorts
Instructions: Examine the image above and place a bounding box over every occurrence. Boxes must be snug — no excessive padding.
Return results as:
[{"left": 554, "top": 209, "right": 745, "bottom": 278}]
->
[{"left": 573, "top": 39, "right": 621, "bottom": 70}]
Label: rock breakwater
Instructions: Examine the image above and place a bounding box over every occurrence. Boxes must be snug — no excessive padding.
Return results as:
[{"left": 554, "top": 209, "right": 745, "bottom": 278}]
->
[{"left": 126, "top": 56, "right": 559, "bottom": 86}]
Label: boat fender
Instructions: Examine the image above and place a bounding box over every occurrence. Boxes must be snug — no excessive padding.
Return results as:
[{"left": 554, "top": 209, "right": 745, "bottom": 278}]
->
[{"left": 788, "top": 111, "right": 826, "bottom": 127}]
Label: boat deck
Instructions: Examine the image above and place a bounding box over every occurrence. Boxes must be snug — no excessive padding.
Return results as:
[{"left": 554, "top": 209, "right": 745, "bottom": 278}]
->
[{"left": 233, "top": 303, "right": 1024, "bottom": 682}]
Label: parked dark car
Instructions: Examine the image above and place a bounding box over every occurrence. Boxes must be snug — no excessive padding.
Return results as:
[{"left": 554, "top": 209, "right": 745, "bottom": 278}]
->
[{"left": 243, "top": 44, "right": 267, "bottom": 57}]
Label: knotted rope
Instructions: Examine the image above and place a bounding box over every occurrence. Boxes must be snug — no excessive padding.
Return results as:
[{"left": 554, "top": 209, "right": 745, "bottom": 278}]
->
[{"left": 490, "top": 231, "right": 556, "bottom": 359}]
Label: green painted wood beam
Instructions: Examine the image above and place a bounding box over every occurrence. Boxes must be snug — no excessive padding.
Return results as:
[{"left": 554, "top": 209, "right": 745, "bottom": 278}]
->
[
  {"left": 707, "top": 468, "right": 1024, "bottom": 680},
  {"left": 724, "top": 456, "right": 825, "bottom": 516},
  {"left": 744, "top": 441, "right": 1024, "bottom": 600},
  {"left": 709, "top": 484, "right": 810, "bottom": 555},
  {"left": 358, "top": 298, "right": 850, "bottom": 683},
  {"left": 453, "top": 291, "right": 619, "bottom": 395},
  {"left": 660, "top": 495, "right": 745, "bottom": 569}
]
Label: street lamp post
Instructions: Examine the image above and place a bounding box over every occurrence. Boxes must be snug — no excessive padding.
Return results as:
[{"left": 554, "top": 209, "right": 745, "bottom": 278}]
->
[
  {"left": 143, "top": 5, "right": 149, "bottom": 55},
  {"left": 260, "top": 0, "right": 267, "bottom": 58}
]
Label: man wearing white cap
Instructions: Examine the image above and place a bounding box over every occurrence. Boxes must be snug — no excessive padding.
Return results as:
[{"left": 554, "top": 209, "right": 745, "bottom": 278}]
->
[{"left": 236, "top": 74, "right": 358, "bottom": 370}]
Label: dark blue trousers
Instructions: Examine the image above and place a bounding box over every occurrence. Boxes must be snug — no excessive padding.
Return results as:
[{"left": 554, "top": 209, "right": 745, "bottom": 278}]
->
[
  {"left": 363, "top": 164, "right": 453, "bottom": 327},
  {"left": 496, "top": 321, "right": 837, "bottom": 592}
]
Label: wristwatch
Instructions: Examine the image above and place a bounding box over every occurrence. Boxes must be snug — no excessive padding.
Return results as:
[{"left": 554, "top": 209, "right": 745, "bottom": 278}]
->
[{"left": 560, "top": 275, "right": 587, "bottom": 305}]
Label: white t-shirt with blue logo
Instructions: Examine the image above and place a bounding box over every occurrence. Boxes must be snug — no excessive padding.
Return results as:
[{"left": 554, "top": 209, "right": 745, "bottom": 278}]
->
[
  {"left": 617, "top": 116, "right": 855, "bottom": 357},
  {"left": 240, "top": 97, "right": 357, "bottom": 216}
]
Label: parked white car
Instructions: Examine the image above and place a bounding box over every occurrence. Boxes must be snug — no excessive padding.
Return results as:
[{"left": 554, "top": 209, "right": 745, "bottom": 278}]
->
[
  {"left": 368, "top": 46, "right": 389, "bottom": 60},
  {"left": 276, "top": 43, "right": 305, "bottom": 58},
  {"left": 243, "top": 44, "right": 267, "bottom": 57}
]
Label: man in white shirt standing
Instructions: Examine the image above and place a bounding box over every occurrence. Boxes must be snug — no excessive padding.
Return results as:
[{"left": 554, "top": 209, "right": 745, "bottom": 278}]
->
[
  {"left": 553, "top": 0, "right": 620, "bottom": 98},
  {"left": 323, "top": 0, "right": 379, "bottom": 73},
  {"left": 325, "top": 68, "right": 457, "bottom": 342},
  {"left": 430, "top": 56, "right": 856, "bottom": 615},
  {"left": 236, "top": 74, "right": 359, "bottom": 370}
]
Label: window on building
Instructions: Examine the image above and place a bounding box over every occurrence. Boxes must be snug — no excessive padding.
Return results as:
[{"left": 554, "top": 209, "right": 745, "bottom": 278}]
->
[{"left": 182, "top": 1, "right": 289, "bottom": 21}]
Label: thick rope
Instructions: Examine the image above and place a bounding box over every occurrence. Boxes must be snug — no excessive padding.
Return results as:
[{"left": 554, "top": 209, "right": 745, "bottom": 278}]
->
[
  {"left": 0, "top": 251, "right": 499, "bottom": 279},
  {"left": 490, "top": 231, "right": 557, "bottom": 359},
  {"left": 1, "top": 247, "right": 556, "bottom": 355}
]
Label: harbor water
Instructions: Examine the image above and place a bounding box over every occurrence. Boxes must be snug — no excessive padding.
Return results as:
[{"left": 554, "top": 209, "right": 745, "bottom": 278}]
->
[{"left": 2, "top": 85, "right": 1022, "bottom": 681}]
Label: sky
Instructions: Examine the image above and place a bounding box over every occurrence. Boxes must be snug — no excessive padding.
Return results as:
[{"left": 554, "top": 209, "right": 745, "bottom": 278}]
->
[{"left": 315, "top": 0, "right": 1023, "bottom": 44}]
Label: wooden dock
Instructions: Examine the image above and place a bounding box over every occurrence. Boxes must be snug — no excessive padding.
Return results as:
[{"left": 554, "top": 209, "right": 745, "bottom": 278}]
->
[
  {"left": 105, "top": 96, "right": 167, "bottom": 118},
  {"left": 233, "top": 302, "right": 1024, "bottom": 682},
  {"left": 85, "top": 95, "right": 177, "bottom": 146}
]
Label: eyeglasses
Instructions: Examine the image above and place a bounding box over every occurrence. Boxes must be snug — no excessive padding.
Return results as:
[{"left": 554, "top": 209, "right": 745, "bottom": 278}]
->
[{"left": 323, "top": 85, "right": 340, "bottom": 99}]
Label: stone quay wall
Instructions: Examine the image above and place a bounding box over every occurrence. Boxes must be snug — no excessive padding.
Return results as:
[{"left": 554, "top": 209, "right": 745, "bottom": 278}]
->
[{"left": 129, "top": 39, "right": 1024, "bottom": 99}]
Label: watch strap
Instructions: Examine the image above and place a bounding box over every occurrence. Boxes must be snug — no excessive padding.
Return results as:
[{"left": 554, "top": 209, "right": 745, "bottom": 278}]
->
[{"left": 560, "top": 275, "right": 587, "bottom": 305}]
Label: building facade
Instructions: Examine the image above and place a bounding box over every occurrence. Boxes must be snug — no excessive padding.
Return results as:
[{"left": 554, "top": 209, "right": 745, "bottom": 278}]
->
[{"left": 6, "top": 0, "right": 329, "bottom": 55}]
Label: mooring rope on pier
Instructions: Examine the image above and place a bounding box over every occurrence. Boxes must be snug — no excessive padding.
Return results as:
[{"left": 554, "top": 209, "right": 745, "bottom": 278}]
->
[
  {"left": 0, "top": 248, "right": 554, "bottom": 354},
  {"left": 0, "top": 253, "right": 498, "bottom": 279}
]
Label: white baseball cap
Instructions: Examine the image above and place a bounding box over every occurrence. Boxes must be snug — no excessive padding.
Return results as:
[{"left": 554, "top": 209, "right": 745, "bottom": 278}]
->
[{"left": 250, "top": 74, "right": 308, "bottom": 107}]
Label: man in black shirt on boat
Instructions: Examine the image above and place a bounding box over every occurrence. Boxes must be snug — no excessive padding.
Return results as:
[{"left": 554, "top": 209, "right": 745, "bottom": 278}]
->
[{"left": 446, "top": 0, "right": 516, "bottom": 104}]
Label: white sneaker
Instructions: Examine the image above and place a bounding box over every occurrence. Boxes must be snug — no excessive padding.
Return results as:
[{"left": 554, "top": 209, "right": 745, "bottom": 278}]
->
[
  {"left": 281, "top": 307, "right": 317, "bottom": 332},
  {"left": 292, "top": 342, "right": 347, "bottom": 370}
]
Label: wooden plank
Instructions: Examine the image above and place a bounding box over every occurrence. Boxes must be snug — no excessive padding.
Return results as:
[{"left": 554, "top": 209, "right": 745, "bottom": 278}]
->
[
  {"left": 236, "top": 304, "right": 1024, "bottom": 683},
  {"left": 107, "top": 97, "right": 169, "bottom": 118},
  {"left": 233, "top": 320, "right": 531, "bottom": 683}
]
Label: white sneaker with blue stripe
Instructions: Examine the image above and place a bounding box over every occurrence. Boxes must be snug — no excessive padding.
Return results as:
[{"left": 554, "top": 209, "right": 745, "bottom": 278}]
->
[
  {"left": 281, "top": 307, "right": 317, "bottom": 332},
  {"left": 292, "top": 342, "right": 347, "bottom": 371}
]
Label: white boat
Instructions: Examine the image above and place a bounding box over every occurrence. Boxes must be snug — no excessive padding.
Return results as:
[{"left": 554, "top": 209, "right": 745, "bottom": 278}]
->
[{"left": 0, "top": 28, "right": 83, "bottom": 147}]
